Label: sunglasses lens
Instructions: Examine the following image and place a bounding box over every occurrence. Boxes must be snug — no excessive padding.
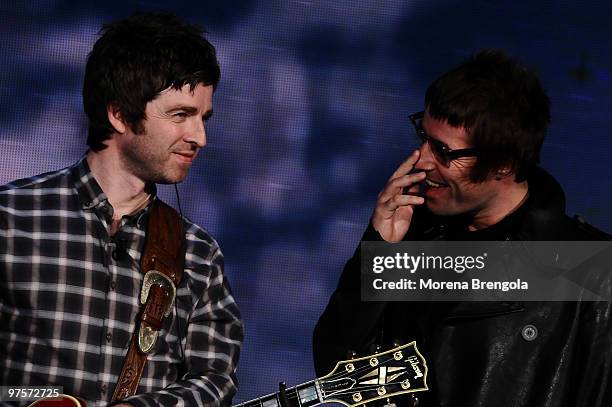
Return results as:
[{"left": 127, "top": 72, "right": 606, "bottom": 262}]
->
[
  {"left": 415, "top": 127, "right": 450, "bottom": 166},
  {"left": 428, "top": 139, "right": 449, "bottom": 166}
]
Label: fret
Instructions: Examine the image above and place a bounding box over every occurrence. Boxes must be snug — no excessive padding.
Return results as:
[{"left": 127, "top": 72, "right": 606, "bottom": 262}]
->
[
  {"left": 235, "top": 382, "right": 320, "bottom": 407},
  {"left": 234, "top": 394, "right": 280, "bottom": 407},
  {"left": 234, "top": 399, "right": 264, "bottom": 407},
  {"left": 234, "top": 399, "right": 263, "bottom": 407},
  {"left": 261, "top": 394, "right": 280, "bottom": 407},
  {"left": 282, "top": 386, "right": 301, "bottom": 407},
  {"left": 296, "top": 381, "right": 320, "bottom": 407}
]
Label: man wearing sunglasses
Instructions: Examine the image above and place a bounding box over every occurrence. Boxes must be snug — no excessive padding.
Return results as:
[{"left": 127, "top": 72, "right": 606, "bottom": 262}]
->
[{"left": 314, "top": 50, "right": 611, "bottom": 406}]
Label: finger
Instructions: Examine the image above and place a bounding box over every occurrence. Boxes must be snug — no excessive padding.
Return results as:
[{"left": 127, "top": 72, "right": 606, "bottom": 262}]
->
[
  {"left": 378, "top": 171, "right": 426, "bottom": 201},
  {"left": 392, "top": 171, "right": 426, "bottom": 189},
  {"left": 392, "top": 194, "right": 425, "bottom": 207},
  {"left": 379, "top": 193, "right": 425, "bottom": 213},
  {"left": 390, "top": 149, "right": 421, "bottom": 180},
  {"left": 402, "top": 182, "right": 422, "bottom": 196}
]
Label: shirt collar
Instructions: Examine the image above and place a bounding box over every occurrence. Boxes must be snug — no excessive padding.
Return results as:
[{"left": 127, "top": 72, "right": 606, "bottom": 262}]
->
[
  {"left": 69, "top": 155, "right": 157, "bottom": 224},
  {"left": 70, "top": 156, "right": 108, "bottom": 211}
]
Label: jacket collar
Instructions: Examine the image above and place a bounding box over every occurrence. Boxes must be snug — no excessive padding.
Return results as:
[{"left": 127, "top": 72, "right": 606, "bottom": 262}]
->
[
  {"left": 416, "top": 166, "right": 568, "bottom": 241},
  {"left": 513, "top": 166, "right": 568, "bottom": 240}
]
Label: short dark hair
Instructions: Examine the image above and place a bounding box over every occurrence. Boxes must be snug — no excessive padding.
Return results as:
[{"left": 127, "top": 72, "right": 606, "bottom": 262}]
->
[
  {"left": 83, "top": 12, "right": 220, "bottom": 151},
  {"left": 425, "top": 49, "right": 550, "bottom": 182}
]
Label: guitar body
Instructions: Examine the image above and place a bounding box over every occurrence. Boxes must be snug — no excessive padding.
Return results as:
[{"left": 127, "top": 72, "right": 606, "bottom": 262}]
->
[{"left": 29, "top": 394, "right": 87, "bottom": 407}]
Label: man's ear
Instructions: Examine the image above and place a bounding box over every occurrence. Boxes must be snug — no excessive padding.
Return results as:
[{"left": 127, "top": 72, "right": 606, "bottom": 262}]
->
[
  {"left": 107, "top": 104, "right": 127, "bottom": 134},
  {"left": 495, "top": 166, "right": 513, "bottom": 181}
]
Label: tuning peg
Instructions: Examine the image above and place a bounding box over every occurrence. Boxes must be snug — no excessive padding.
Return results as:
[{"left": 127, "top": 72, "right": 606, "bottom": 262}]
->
[
  {"left": 411, "top": 394, "right": 419, "bottom": 406},
  {"left": 382, "top": 397, "right": 396, "bottom": 407},
  {"left": 347, "top": 349, "right": 357, "bottom": 359}
]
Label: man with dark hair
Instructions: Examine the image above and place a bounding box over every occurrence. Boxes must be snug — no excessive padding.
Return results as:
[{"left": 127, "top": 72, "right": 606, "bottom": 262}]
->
[
  {"left": 313, "top": 50, "right": 611, "bottom": 406},
  {"left": 0, "top": 13, "right": 243, "bottom": 406}
]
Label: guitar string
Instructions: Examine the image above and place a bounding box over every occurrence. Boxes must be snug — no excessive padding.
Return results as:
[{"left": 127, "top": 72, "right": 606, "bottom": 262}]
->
[
  {"left": 237, "top": 386, "right": 306, "bottom": 407},
  {"left": 240, "top": 353, "right": 407, "bottom": 405},
  {"left": 318, "top": 354, "right": 410, "bottom": 398},
  {"left": 321, "top": 354, "right": 397, "bottom": 382},
  {"left": 322, "top": 380, "right": 427, "bottom": 398},
  {"left": 320, "top": 353, "right": 425, "bottom": 397},
  {"left": 239, "top": 381, "right": 417, "bottom": 407},
  {"left": 322, "top": 383, "right": 399, "bottom": 395},
  {"left": 239, "top": 352, "right": 416, "bottom": 407}
]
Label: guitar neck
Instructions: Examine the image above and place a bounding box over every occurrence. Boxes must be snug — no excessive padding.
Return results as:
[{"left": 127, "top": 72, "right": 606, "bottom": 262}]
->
[
  {"left": 233, "top": 342, "right": 429, "bottom": 407},
  {"left": 233, "top": 380, "right": 321, "bottom": 407}
]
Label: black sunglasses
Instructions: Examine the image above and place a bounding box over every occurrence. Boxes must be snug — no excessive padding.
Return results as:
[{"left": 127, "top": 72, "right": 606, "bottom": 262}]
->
[{"left": 409, "top": 111, "right": 478, "bottom": 167}]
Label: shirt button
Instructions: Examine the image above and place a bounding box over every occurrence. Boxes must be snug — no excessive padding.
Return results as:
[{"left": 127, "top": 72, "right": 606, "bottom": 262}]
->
[
  {"left": 100, "top": 383, "right": 107, "bottom": 394},
  {"left": 521, "top": 324, "right": 538, "bottom": 341},
  {"left": 106, "top": 332, "right": 112, "bottom": 343},
  {"left": 110, "top": 281, "right": 116, "bottom": 291}
]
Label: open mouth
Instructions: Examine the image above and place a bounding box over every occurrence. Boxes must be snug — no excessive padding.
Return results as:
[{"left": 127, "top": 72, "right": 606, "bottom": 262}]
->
[{"left": 425, "top": 178, "right": 448, "bottom": 188}]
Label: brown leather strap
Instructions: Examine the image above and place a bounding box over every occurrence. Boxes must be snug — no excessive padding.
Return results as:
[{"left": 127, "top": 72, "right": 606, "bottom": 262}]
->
[{"left": 112, "top": 200, "right": 185, "bottom": 401}]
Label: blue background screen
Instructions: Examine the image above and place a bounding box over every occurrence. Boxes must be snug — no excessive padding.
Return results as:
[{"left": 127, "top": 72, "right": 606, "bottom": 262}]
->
[{"left": 1, "top": 1, "right": 611, "bottom": 403}]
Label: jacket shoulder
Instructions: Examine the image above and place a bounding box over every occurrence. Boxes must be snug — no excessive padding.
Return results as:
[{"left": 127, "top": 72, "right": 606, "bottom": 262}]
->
[{"left": 567, "top": 215, "right": 612, "bottom": 241}]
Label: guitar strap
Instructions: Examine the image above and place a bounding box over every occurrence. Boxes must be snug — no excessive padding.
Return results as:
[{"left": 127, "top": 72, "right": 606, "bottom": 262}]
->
[{"left": 111, "top": 199, "right": 185, "bottom": 402}]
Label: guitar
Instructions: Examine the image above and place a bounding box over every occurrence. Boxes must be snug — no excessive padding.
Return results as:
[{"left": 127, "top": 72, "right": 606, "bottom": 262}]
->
[
  {"left": 233, "top": 342, "right": 428, "bottom": 407},
  {"left": 27, "top": 342, "right": 427, "bottom": 407},
  {"left": 28, "top": 394, "right": 86, "bottom": 407}
]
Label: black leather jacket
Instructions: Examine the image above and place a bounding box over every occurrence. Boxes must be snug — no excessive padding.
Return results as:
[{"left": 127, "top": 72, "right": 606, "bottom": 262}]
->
[{"left": 313, "top": 168, "right": 612, "bottom": 406}]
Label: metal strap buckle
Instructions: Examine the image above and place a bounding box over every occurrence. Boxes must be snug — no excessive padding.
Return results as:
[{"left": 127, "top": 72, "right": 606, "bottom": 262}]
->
[
  {"left": 140, "top": 269, "right": 176, "bottom": 314},
  {"left": 138, "top": 270, "right": 177, "bottom": 353}
]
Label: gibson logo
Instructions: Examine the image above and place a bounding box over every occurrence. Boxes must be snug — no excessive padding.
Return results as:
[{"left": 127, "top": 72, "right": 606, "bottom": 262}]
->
[{"left": 408, "top": 356, "right": 423, "bottom": 379}]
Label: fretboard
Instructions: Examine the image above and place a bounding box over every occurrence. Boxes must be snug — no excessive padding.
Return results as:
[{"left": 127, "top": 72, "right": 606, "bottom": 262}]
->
[{"left": 233, "top": 380, "right": 321, "bottom": 407}]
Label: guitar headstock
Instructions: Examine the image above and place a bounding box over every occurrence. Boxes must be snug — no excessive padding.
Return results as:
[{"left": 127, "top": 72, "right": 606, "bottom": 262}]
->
[{"left": 317, "top": 342, "right": 428, "bottom": 406}]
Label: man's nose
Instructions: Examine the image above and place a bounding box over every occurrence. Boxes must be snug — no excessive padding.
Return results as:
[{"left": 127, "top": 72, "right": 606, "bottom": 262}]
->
[
  {"left": 186, "top": 119, "right": 206, "bottom": 148},
  {"left": 414, "top": 141, "right": 435, "bottom": 170}
]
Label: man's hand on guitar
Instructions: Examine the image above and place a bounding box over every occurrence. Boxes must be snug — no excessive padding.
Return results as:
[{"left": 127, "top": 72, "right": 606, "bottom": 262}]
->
[{"left": 372, "top": 150, "right": 426, "bottom": 243}]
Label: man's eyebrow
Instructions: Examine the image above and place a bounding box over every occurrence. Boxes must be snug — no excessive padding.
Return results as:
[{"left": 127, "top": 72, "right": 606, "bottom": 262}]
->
[
  {"left": 427, "top": 131, "right": 451, "bottom": 149},
  {"left": 167, "top": 105, "right": 198, "bottom": 114},
  {"left": 422, "top": 122, "right": 450, "bottom": 148},
  {"left": 167, "top": 106, "right": 213, "bottom": 120}
]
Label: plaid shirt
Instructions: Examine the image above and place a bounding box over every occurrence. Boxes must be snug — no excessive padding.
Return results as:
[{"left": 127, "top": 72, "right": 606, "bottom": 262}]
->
[{"left": 0, "top": 157, "right": 243, "bottom": 407}]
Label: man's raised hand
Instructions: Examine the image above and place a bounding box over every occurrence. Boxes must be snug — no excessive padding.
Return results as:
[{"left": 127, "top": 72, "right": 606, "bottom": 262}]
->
[{"left": 371, "top": 150, "right": 426, "bottom": 242}]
